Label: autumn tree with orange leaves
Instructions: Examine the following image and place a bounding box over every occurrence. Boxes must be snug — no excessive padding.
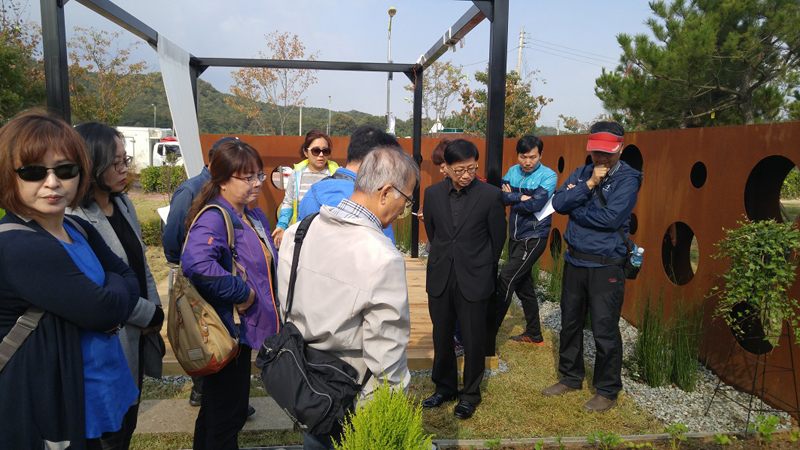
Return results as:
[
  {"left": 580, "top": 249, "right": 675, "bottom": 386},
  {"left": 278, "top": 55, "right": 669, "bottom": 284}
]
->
[
  {"left": 68, "top": 27, "right": 147, "bottom": 126},
  {"left": 457, "top": 68, "right": 551, "bottom": 138},
  {"left": 403, "top": 60, "right": 468, "bottom": 131},
  {"left": 227, "top": 31, "right": 319, "bottom": 135}
]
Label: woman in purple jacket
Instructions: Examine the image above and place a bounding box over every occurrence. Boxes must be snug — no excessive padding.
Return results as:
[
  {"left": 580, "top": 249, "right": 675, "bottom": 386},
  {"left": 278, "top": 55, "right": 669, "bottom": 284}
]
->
[{"left": 181, "top": 139, "right": 279, "bottom": 450}]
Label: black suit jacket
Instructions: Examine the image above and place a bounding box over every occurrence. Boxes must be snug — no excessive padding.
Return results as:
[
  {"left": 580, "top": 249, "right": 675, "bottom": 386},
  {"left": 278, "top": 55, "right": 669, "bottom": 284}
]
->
[{"left": 423, "top": 178, "right": 507, "bottom": 302}]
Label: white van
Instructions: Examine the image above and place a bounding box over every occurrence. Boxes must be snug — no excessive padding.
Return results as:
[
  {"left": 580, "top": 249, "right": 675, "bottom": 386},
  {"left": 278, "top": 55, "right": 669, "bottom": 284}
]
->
[{"left": 152, "top": 138, "right": 183, "bottom": 167}]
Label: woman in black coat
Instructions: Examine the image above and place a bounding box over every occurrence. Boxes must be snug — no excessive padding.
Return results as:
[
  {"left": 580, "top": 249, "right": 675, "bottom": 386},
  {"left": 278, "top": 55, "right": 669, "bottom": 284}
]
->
[{"left": 0, "top": 110, "right": 140, "bottom": 450}]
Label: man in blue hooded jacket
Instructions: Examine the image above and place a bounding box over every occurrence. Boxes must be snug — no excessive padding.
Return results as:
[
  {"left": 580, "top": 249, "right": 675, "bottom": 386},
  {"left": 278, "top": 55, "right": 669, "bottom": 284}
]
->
[
  {"left": 542, "top": 121, "right": 641, "bottom": 413},
  {"left": 494, "top": 135, "right": 557, "bottom": 345}
]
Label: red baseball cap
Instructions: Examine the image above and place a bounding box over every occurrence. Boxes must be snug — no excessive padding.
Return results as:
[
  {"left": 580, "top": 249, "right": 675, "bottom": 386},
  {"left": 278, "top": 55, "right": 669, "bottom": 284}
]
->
[{"left": 586, "top": 131, "right": 624, "bottom": 153}]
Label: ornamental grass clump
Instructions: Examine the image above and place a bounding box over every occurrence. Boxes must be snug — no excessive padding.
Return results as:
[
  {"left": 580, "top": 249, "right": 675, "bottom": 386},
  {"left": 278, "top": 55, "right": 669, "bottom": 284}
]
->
[
  {"left": 335, "top": 380, "right": 433, "bottom": 450},
  {"left": 636, "top": 289, "right": 672, "bottom": 387},
  {"left": 546, "top": 248, "right": 564, "bottom": 302},
  {"left": 713, "top": 219, "right": 800, "bottom": 347},
  {"left": 670, "top": 292, "right": 703, "bottom": 392}
]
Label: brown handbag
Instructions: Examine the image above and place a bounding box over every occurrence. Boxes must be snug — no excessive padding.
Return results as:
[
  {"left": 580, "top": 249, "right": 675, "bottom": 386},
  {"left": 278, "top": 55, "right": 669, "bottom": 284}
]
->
[{"left": 167, "top": 205, "right": 245, "bottom": 377}]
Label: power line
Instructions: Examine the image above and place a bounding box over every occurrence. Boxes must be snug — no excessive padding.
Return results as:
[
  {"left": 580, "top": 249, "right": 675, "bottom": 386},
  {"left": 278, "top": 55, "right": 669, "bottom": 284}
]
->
[
  {"left": 526, "top": 45, "right": 614, "bottom": 70},
  {"left": 529, "top": 42, "right": 619, "bottom": 65},
  {"left": 462, "top": 45, "right": 522, "bottom": 68},
  {"left": 528, "top": 37, "right": 619, "bottom": 64}
]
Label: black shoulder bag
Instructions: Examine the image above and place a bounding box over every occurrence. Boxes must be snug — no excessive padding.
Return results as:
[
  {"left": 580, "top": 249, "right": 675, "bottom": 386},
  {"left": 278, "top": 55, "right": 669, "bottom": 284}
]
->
[{"left": 255, "top": 213, "right": 372, "bottom": 436}]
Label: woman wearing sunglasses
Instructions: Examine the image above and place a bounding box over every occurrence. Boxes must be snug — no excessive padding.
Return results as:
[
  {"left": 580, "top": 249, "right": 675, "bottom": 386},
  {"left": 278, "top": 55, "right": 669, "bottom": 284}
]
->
[
  {"left": 271, "top": 129, "right": 338, "bottom": 248},
  {"left": 66, "top": 122, "right": 165, "bottom": 449},
  {"left": 0, "top": 110, "right": 139, "bottom": 449},
  {"left": 181, "top": 139, "right": 280, "bottom": 449}
]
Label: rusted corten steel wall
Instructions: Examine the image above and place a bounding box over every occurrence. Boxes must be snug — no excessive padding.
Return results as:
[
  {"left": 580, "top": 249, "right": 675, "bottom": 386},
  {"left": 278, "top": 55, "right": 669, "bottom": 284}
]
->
[{"left": 202, "top": 122, "right": 800, "bottom": 414}]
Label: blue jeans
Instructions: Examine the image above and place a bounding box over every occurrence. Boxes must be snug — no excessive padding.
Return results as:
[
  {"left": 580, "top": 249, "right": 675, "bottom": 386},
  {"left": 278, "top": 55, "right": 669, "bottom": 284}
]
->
[{"left": 302, "top": 431, "right": 335, "bottom": 450}]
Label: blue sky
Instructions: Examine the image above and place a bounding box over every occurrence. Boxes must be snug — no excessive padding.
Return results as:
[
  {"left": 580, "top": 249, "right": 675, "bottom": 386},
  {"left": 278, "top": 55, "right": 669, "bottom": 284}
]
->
[{"left": 19, "top": 0, "right": 655, "bottom": 129}]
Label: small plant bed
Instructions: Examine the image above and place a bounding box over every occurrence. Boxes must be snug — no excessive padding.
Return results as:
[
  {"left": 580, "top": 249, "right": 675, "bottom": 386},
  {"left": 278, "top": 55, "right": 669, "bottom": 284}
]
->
[
  {"left": 533, "top": 283, "right": 794, "bottom": 434},
  {"left": 432, "top": 429, "right": 800, "bottom": 449}
]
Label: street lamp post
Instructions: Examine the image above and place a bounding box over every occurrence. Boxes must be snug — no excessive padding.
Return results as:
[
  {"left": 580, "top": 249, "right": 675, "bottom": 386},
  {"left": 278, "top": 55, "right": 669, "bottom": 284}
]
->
[
  {"left": 386, "top": 7, "right": 396, "bottom": 134},
  {"left": 151, "top": 104, "right": 156, "bottom": 128}
]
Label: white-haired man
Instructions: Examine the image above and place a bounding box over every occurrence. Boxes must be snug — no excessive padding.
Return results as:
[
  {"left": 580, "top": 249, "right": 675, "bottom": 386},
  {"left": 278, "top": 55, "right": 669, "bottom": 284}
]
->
[{"left": 276, "top": 146, "right": 420, "bottom": 449}]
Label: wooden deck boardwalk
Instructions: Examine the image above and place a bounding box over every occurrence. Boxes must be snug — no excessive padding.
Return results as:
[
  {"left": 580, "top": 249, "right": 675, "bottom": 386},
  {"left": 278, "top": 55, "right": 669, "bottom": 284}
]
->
[{"left": 159, "top": 257, "right": 497, "bottom": 375}]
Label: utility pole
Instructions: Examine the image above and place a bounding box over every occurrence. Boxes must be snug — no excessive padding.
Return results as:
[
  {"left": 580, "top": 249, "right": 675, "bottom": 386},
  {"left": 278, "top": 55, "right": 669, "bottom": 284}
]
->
[
  {"left": 517, "top": 27, "right": 524, "bottom": 75},
  {"left": 386, "top": 7, "right": 397, "bottom": 133}
]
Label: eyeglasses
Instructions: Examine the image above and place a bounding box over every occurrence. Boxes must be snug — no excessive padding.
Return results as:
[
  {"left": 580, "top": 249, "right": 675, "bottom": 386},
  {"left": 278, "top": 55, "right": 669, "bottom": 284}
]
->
[
  {"left": 449, "top": 164, "right": 479, "bottom": 177},
  {"left": 15, "top": 164, "right": 81, "bottom": 182},
  {"left": 114, "top": 156, "right": 133, "bottom": 172},
  {"left": 231, "top": 172, "right": 267, "bottom": 184},
  {"left": 308, "top": 147, "right": 331, "bottom": 157},
  {"left": 389, "top": 185, "right": 415, "bottom": 209}
]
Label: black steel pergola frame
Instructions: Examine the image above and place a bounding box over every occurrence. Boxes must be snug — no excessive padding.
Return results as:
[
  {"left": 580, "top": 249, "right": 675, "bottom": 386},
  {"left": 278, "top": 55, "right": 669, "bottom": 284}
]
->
[{"left": 41, "top": 0, "right": 509, "bottom": 258}]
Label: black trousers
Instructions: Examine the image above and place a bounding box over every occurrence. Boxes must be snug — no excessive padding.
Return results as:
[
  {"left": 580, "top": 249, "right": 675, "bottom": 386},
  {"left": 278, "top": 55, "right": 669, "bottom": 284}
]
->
[
  {"left": 193, "top": 345, "right": 252, "bottom": 450},
  {"left": 495, "top": 237, "right": 547, "bottom": 339},
  {"left": 558, "top": 262, "right": 626, "bottom": 399},
  {"left": 429, "top": 266, "right": 488, "bottom": 404}
]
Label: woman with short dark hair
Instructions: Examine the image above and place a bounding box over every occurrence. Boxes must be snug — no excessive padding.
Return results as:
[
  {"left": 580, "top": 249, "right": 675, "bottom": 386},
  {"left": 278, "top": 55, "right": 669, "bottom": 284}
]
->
[
  {"left": 0, "top": 110, "right": 139, "bottom": 449},
  {"left": 181, "top": 139, "right": 280, "bottom": 450},
  {"left": 67, "top": 122, "right": 165, "bottom": 450}
]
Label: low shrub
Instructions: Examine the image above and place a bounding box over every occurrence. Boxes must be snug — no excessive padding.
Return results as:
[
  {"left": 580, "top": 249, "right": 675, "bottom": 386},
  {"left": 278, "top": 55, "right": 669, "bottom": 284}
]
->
[
  {"left": 139, "top": 166, "right": 187, "bottom": 194},
  {"left": 335, "top": 380, "right": 432, "bottom": 450},
  {"left": 140, "top": 218, "right": 162, "bottom": 247}
]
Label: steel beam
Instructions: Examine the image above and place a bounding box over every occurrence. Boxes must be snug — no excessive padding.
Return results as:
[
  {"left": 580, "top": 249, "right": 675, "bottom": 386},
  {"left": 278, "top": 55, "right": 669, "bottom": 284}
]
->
[
  {"left": 75, "top": 0, "right": 158, "bottom": 47},
  {"left": 411, "top": 68, "right": 423, "bottom": 258},
  {"left": 191, "top": 58, "right": 418, "bottom": 73},
  {"left": 484, "top": 0, "right": 509, "bottom": 187},
  {"left": 416, "top": 5, "right": 486, "bottom": 69},
  {"left": 41, "top": 0, "right": 71, "bottom": 122}
]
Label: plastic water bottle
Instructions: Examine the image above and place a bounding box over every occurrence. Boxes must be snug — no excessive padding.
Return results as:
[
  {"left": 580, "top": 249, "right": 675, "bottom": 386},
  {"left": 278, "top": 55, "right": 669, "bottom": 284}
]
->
[{"left": 631, "top": 246, "right": 644, "bottom": 268}]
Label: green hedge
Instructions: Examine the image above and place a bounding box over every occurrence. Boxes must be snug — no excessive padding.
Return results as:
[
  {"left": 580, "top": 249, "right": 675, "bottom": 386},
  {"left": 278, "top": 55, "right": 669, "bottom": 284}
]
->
[
  {"left": 781, "top": 168, "right": 800, "bottom": 199},
  {"left": 139, "top": 166, "right": 187, "bottom": 194},
  {"left": 140, "top": 218, "right": 162, "bottom": 247}
]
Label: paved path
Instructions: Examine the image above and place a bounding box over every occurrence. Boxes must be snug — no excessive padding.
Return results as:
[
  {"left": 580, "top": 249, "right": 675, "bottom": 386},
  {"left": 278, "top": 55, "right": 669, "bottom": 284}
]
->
[{"left": 137, "top": 257, "right": 497, "bottom": 435}]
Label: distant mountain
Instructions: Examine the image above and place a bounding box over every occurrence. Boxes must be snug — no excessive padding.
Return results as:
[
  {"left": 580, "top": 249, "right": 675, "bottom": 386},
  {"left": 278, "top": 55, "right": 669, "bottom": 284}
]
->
[{"left": 121, "top": 72, "right": 413, "bottom": 137}]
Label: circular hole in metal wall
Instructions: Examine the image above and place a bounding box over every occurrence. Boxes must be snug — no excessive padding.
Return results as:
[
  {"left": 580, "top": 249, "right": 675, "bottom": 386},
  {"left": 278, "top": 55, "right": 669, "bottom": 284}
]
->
[
  {"left": 549, "top": 228, "right": 563, "bottom": 259},
  {"left": 690, "top": 162, "right": 707, "bottom": 188},
  {"left": 585, "top": 154, "right": 593, "bottom": 166},
  {"left": 270, "top": 166, "right": 293, "bottom": 190},
  {"left": 557, "top": 156, "right": 565, "bottom": 173},
  {"left": 661, "top": 221, "right": 698, "bottom": 286},
  {"left": 629, "top": 213, "right": 638, "bottom": 235},
  {"left": 620, "top": 144, "right": 643, "bottom": 173},
  {"left": 744, "top": 156, "right": 798, "bottom": 222}
]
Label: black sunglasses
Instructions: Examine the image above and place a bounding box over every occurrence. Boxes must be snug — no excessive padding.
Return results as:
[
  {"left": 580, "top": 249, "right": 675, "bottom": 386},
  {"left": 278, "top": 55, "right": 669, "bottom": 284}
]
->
[
  {"left": 15, "top": 164, "right": 81, "bottom": 182},
  {"left": 308, "top": 147, "right": 331, "bottom": 157}
]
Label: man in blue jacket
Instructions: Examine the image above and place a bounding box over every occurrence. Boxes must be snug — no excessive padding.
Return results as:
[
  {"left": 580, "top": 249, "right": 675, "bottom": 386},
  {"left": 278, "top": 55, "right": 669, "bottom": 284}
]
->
[
  {"left": 162, "top": 136, "right": 237, "bottom": 264},
  {"left": 495, "top": 135, "right": 557, "bottom": 345},
  {"left": 542, "top": 121, "right": 641, "bottom": 413}
]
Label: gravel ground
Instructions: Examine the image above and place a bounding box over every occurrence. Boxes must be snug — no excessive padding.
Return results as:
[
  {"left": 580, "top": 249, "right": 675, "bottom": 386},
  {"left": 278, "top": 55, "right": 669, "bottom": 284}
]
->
[{"left": 535, "top": 285, "right": 793, "bottom": 433}]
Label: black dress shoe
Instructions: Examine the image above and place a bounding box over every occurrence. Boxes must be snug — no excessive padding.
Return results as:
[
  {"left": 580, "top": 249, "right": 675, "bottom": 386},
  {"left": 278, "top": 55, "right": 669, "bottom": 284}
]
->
[
  {"left": 247, "top": 404, "right": 256, "bottom": 418},
  {"left": 421, "top": 393, "right": 456, "bottom": 408},
  {"left": 453, "top": 399, "right": 476, "bottom": 419}
]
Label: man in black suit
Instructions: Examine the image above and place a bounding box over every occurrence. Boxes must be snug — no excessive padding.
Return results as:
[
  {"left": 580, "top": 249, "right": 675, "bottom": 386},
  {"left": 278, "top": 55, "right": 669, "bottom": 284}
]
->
[{"left": 421, "top": 139, "right": 506, "bottom": 419}]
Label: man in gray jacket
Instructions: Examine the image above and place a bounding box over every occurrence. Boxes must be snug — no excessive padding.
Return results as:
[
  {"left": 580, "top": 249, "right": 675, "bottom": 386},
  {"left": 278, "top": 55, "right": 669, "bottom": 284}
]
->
[{"left": 277, "top": 146, "right": 419, "bottom": 449}]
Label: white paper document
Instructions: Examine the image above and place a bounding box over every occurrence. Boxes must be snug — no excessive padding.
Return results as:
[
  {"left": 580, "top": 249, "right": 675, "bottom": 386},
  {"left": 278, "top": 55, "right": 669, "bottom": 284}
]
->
[{"left": 535, "top": 196, "right": 555, "bottom": 221}]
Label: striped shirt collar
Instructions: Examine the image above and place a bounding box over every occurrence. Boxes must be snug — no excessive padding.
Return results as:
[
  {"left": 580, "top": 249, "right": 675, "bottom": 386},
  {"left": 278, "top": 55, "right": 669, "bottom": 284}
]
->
[{"left": 332, "top": 198, "right": 383, "bottom": 231}]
